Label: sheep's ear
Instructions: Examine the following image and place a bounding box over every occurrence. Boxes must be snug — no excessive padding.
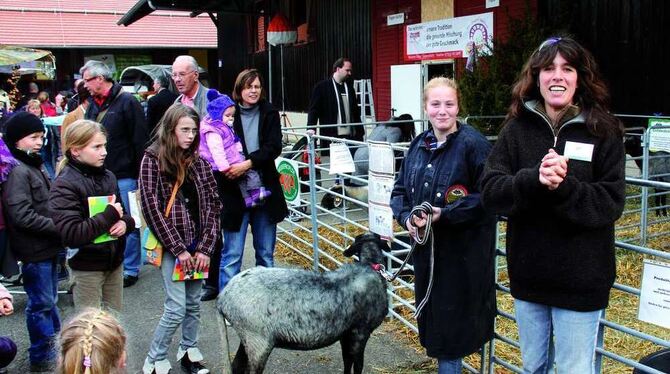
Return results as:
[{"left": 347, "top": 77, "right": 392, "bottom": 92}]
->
[
  {"left": 377, "top": 238, "right": 390, "bottom": 252},
  {"left": 343, "top": 240, "right": 360, "bottom": 257}
]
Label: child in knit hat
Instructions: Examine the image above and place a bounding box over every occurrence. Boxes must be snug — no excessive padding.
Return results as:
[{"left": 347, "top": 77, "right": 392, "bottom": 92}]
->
[
  {"left": 200, "top": 89, "right": 270, "bottom": 207},
  {"left": 2, "top": 111, "right": 62, "bottom": 372}
]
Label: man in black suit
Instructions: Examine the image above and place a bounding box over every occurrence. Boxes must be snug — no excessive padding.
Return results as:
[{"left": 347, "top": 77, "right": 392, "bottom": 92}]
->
[
  {"left": 146, "top": 74, "right": 178, "bottom": 132},
  {"left": 307, "top": 57, "right": 363, "bottom": 156}
]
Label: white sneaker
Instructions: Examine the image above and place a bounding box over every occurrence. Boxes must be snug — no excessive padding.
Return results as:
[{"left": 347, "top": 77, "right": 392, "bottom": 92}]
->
[{"left": 143, "top": 357, "right": 171, "bottom": 374}]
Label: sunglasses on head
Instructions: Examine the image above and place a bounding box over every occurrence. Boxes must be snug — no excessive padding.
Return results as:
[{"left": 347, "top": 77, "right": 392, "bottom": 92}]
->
[{"left": 538, "top": 37, "right": 562, "bottom": 52}]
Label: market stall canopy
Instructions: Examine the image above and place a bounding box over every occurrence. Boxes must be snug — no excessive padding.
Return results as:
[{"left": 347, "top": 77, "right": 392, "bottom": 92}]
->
[{"left": 0, "top": 45, "right": 56, "bottom": 79}]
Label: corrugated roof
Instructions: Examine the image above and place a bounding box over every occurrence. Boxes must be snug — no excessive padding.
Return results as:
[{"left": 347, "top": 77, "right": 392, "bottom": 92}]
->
[{"left": 0, "top": 7, "right": 217, "bottom": 48}]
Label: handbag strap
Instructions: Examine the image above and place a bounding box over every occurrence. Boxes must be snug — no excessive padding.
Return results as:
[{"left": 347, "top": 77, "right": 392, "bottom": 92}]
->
[{"left": 164, "top": 182, "right": 180, "bottom": 218}]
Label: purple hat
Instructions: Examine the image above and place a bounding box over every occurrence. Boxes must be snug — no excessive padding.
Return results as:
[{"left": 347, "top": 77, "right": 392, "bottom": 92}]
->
[{"left": 206, "top": 89, "right": 235, "bottom": 121}]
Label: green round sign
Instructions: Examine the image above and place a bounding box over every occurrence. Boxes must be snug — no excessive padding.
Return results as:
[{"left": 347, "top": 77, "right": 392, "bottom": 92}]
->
[{"left": 277, "top": 160, "right": 299, "bottom": 202}]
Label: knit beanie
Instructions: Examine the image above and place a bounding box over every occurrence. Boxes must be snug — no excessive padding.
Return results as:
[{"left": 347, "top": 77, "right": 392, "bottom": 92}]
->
[
  {"left": 3, "top": 112, "right": 44, "bottom": 148},
  {"left": 206, "top": 89, "right": 235, "bottom": 122}
]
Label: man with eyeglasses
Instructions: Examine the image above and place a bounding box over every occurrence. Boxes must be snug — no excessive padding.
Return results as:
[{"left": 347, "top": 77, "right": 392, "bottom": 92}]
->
[
  {"left": 171, "top": 55, "right": 223, "bottom": 303},
  {"left": 79, "top": 60, "right": 149, "bottom": 289},
  {"left": 171, "top": 55, "right": 209, "bottom": 117}
]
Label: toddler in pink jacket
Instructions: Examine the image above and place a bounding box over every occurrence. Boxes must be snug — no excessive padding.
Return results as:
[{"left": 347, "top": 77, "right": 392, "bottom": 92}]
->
[{"left": 199, "top": 89, "right": 270, "bottom": 207}]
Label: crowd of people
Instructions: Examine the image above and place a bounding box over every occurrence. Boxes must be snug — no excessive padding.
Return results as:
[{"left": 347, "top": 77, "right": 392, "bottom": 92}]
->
[{"left": 0, "top": 36, "right": 626, "bottom": 374}]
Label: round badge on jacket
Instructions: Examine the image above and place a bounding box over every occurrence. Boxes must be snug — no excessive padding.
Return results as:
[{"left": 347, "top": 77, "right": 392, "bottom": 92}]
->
[{"left": 446, "top": 184, "right": 468, "bottom": 204}]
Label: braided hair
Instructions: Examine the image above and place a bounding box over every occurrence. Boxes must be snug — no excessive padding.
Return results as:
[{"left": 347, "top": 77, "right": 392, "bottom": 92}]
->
[{"left": 57, "top": 308, "right": 127, "bottom": 374}]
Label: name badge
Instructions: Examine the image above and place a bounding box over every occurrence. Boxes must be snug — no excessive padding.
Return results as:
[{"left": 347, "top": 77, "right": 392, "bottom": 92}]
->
[{"left": 563, "top": 141, "right": 594, "bottom": 162}]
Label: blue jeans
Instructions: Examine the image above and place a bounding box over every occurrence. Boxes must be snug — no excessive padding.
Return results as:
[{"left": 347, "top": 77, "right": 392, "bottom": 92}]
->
[
  {"left": 219, "top": 209, "right": 277, "bottom": 291},
  {"left": 22, "top": 258, "right": 60, "bottom": 364},
  {"left": 118, "top": 178, "right": 141, "bottom": 277},
  {"left": 438, "top": 358, "right": 462, "bottom": 374},
  {"left": 147, "top": 251, "right": 203, "bottom": 362},
  {"left": 514, "top": 299, "right": 602, "bottom": 374}
]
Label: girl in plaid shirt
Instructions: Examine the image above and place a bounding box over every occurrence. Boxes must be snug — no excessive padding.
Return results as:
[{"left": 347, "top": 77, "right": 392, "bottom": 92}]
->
[{"left": 140, "top": 104, "right": 221, "bottom": 374}]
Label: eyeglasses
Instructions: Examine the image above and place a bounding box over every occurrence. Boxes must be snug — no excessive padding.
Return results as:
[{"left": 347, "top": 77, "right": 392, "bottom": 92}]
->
[
  {"left": 171, "top": 71, "right": 195, "bottom": 80},
  {"left": 178, "top": 128, "right": 198, "bottom": 135},
  {"left": 538, "top": 37, "right": 562, "bottom": 52},
  {"left": 83, "top": 76, "right": 99, "bottom": 83}
]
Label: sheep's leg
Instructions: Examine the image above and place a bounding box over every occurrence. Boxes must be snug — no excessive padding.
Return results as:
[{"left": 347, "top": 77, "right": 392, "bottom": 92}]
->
[
  {"left": 660, "top": 193, "right": 668, "bottom": 216},
  {"left": 340, "top": 331, "right": 371, "bottom": 374},
  {"left": 340, "top": 334, "right": 354, "bottom": 374},
  {"left": 243, "top": 335, "right": 274, "bottom": 374},
  {"left": 231, "top": 343, "right": 249, "bottom": 374}
]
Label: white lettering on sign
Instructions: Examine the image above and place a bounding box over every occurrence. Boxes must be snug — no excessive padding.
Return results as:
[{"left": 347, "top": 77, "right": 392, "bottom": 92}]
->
[{"left": 648, "top": 119, "right": 670, "bottom": 153}]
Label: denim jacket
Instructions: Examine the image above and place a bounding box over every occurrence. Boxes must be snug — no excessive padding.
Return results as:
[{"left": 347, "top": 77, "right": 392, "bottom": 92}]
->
[
  {"left": 391, "top": 123, "right": 491, "bottom": 229},
  {"left": 390, "top": 122, "right": 497, "bottom": 358}
]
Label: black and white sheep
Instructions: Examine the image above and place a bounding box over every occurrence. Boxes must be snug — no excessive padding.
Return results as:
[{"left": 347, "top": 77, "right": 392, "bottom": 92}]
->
[
  {"left": 217, "top": 233, "right": 389, "bottom": 374},
  {"left": 320, "top": 184, "right": 369, "bottom": 210},
  {"left": 624, "top": 133, "right": 670, "bottom": 216}
]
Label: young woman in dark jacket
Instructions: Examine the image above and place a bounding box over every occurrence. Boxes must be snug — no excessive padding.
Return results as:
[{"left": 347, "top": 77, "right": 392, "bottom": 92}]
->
[
  {"left": 49, "top": 119, "right": 134, "bottom": 312},
  {"left": 390, "top": 78, "right": 496, "bottom": 373},
  {"left": 481, "top": 37, "right": 625, "bottom": 373},
  {"left": 218, "top": 69, "right": 288, "bottom": 293},
  {"left": 1, "top": 112, "right": 62, "bottom": 371}
]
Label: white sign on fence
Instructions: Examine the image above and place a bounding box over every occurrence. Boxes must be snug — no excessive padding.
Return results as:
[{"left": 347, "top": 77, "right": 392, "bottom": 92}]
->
[
  {"left": 368, "top": 173, "right": 394, "bottom": 205},
  {"left": 328, "top": 142, "right": 356, "bottom": 175},
  {"left": 404, "top": 12, "right": 493, "bottom": 61},
  {"left": 648, "top": 119, "right": 670, "bottom": 153},
  {"left": 638, "top": 259, "right": 670, "bottom": 329},
  {"left": 368, "top": 141, "right": 396, "bottom": 175},
  {"left": 369, "top": 201, "right": 395, "bottom": 238},
  {"left": 367, "top": 141, "right": 395, "bottom": 237}
]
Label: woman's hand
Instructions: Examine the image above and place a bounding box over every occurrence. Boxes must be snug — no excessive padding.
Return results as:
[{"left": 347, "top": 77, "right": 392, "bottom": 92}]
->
[
  {"left": 193, "top": 252, "right": 211, "bottom": 273},
  {"left": 0, "top": 298, "right": 13, "bottom": 316},
  {"left": 177, "top": 251, "right": 194, "bottom": 272},
  {"left": 539, "top": 149, "right": 568, "bottom": 190},
  {"left": 225, "top": 160, "right": 252, "bottom": 179},
  {"left": 406, "top": 208, "right": 441, "bottom": 240},
  {"left": 109, "top": 220, "right": 127, "bottom": 237}
]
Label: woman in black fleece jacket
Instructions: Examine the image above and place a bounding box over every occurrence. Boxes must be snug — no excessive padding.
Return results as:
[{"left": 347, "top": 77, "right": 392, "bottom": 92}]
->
[{"left": 481, "top": 36, "right": 625, "bottom": 373}]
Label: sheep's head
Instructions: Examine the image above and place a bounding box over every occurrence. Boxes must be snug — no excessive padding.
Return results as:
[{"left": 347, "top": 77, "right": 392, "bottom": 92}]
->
[
  {"left": 321, "top": 185, "right": 344, "bottom": 210},
  {"left": 343, "top": 233, "right": 389, "bottom": 265}
]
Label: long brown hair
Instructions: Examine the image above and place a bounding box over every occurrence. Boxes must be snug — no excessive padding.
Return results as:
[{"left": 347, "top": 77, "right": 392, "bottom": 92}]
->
[
  {"left": 508, "top": 36, "right": 622, "bottom": 137},
  {"left": 155, "top": 104, "right": 200, "bottom": 185}
]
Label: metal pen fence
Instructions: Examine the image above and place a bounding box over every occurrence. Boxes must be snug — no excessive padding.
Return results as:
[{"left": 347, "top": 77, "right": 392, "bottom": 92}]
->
[{"left": 278, "top": 117, "right": 670, "bottom": 374}]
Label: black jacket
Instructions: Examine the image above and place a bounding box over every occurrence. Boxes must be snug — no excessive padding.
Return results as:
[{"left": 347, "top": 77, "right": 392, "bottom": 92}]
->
[
  {"left": 146, "top": 88, "right": 178, "bottom": 132},
  {"left": 307, "top": 77, "right": 363, "bottom": 141},
  {"left": 85, "top": 83, "right": 148, "bottom": 179},
  {"left": 220, "top": 99, "right": 288, "bottom": 230},
  {"left": 391, "top": 125, "right": 496, "bottom": 359},
  {"left": 2, "top": 159, "right": 60, "bottom": 263},
  {"left": 48, "top": 159, "right": 134, "bottom": 271},
  {"left": 481, "top": 101, "right": 626, "bottom": 311}
]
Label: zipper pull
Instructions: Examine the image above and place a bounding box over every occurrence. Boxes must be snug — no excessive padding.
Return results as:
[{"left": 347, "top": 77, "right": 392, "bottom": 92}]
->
[{"left": 553, "top": 136, "right": 558, "bottom": 148}]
